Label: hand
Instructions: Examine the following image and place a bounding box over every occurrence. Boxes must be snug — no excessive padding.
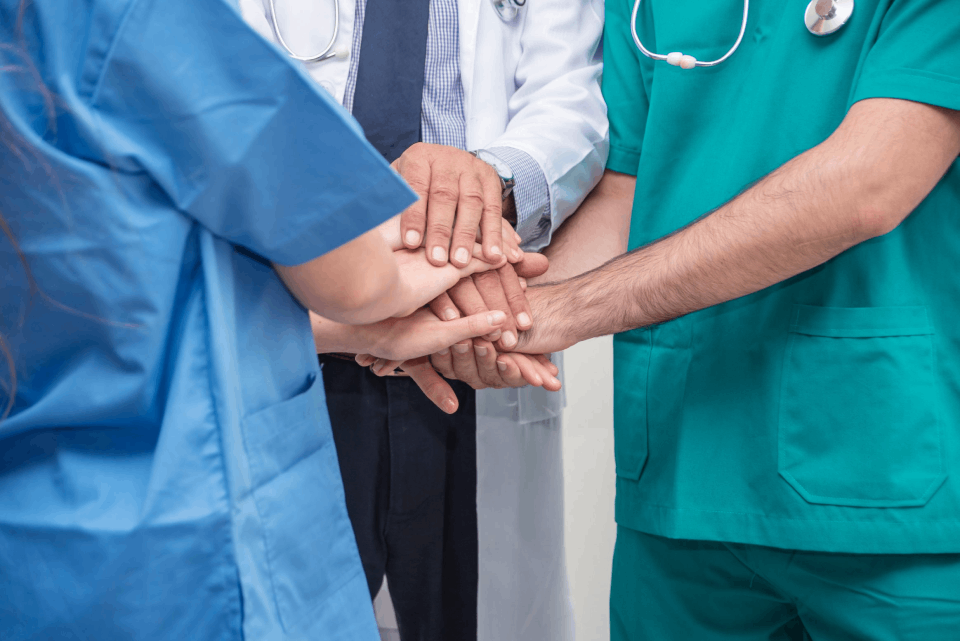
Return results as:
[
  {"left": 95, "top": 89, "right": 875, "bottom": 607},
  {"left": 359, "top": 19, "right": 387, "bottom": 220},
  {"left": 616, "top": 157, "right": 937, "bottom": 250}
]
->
[
  {"left": 510, "top": 284, "right": 581, "bottom": 355},
  {"left": 391, "top": 244, "right": 506, "bottom": 318},
  {"left": 392, "top": 143, "right": 514, "bottom": 267},
  {"left": 339, "top": 307, "right": 508, "bottom": 363},
  {"left": 429, "top": 341, "right": 561, "bottom": 392},
  {"left": 428, "top": 252, "right": 549, "bottom": 350}
]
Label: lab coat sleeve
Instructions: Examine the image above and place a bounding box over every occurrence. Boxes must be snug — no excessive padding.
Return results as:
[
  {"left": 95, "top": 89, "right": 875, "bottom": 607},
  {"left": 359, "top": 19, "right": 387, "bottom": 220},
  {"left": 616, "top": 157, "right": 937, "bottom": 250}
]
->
[
  {"left": 602, "top": 0, "right": 651, "bottom": 176},
  {"left": 851, "top": 0, "right": 960, "bottom": 113},
  {"left": 482, "top": 0, "right": 609, "bottom": 252},
  {"left": 87, "top": 0, "right": 415, "bottom": 266}
]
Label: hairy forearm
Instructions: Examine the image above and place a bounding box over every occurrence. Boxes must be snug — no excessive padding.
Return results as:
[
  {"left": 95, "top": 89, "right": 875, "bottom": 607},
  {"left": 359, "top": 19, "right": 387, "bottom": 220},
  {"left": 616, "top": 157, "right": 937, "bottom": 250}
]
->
[
  {"left": 533, "top": 170, "right": 635, "bottom": 284},
  {"left": 541, "top": 99, "right": 960, "bottom": 344}
]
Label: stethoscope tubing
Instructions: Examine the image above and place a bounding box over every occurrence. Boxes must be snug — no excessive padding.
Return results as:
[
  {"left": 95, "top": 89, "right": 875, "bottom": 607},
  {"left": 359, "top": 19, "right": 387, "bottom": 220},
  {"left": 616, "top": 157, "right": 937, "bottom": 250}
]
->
[
  {"left": 630, "top": 0, "right": 750, "bottom": 68},
  {"left": 269, "top": 0, "right": 341, "bottom": 62}
]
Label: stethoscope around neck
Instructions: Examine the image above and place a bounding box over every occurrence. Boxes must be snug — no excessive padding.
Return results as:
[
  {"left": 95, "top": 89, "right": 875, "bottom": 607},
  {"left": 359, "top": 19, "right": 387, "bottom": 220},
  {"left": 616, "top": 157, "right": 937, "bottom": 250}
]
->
[
  {"left": 631, "top": 0, "right": 854, "bottom": 70},
  {"left": 269, "top": 0, "right": 528, "bottom": 63}
]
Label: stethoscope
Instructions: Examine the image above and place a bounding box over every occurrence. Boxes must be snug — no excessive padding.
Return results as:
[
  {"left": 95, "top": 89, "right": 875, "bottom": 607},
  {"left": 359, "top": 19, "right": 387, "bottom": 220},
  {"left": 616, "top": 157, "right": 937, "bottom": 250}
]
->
[
  {"left": 270, "top": 0, "right": 527, "bottom": 62},
  {"left": 631, "top": 0, "right": 854, "bottom": 69}
]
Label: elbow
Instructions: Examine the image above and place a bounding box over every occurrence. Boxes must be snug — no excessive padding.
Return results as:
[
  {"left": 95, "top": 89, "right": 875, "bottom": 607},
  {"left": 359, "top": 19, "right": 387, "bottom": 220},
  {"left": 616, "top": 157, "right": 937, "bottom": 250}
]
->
[{"left": 849, "top": 178, "right": 914, "bottom": 241}]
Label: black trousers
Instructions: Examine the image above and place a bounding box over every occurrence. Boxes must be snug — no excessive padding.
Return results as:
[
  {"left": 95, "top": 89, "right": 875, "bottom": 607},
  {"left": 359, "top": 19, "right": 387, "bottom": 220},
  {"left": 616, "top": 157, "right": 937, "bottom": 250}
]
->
[{"left": 319, "top": 356, "right": 478, "bottom": 641}]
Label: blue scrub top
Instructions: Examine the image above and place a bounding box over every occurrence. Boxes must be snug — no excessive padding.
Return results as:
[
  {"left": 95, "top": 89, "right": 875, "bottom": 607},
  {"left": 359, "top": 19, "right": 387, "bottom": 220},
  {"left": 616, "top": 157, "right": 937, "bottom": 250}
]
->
[{"left": 0, "top": 0, "right": 415, "bottom": 638}]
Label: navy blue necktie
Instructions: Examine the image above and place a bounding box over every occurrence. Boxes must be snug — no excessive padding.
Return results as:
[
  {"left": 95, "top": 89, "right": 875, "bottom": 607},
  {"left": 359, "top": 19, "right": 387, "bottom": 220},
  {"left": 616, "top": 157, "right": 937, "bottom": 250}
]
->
[{"left": 351, "top": 0, "right": 432, "bottom": 162}]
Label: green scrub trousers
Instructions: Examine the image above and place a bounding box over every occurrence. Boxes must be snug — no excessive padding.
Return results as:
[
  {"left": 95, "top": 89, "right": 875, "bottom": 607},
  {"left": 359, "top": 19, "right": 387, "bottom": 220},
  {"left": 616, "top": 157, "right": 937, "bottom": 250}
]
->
[{"left": 611, "top": 527, "right": 960, "bottom": 641}]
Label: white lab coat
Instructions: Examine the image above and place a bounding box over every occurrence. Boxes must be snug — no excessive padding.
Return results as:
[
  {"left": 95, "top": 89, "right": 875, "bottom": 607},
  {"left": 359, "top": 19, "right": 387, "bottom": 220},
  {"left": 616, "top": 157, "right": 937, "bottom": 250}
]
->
[{"left": 238, "top": 2, "right": 608, "bottom": 639}]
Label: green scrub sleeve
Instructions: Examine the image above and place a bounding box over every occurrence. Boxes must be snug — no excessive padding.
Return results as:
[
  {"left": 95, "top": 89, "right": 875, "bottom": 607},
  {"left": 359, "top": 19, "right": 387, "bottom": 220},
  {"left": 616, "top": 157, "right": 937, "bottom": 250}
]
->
[
  {"left": 88, "top": 0, "right": 416, "bottom": 266},
  {"left": 852, "top": 0, "right": 960, "bottom": 113},
  {"left": 602, "top": 0, "right": 651, "bottom": 176}
]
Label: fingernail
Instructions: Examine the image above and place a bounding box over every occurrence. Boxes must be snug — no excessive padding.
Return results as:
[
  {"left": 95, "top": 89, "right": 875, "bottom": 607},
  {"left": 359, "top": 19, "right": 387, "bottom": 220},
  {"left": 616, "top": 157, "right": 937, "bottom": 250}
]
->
[
  {"left": 502, "top": 331, "right": 517, "bottom": 348},
  {"left": 475, "top": 345, "right": 488, "bottom": 356},
  {"left": 443, "top": 308, "right": 458, "bottom": 321},
  {"left": 432, "top": 246, "right": 447, "bottom": 262},
  {"left": 513, "top": 248, "right": 523, "bottom": 261},
  {"left": 497, "top": 360, "right": 507, "bottom": 371},
  {"left": 438, "top": 348, "right": 449, "bottom": 355},
  {"left": 405, "top": 230, "right": 421, "bottom": 246},
  {"left": 490, "top": 245, "right": 502, "bottom": 257},
  {"left": 454, "top": 343, "right": 470, "bottom": 354},
  {"left": 488, "top": 311, "right": 506, "bottom": 324},
  {"left": 454, "top": 247, "right": 470, "bottom": 264},
  {"left": 443, "top": 399, "right": 457, "bottom": 413},
  {"left": 514, "top": 232, "right": 522, "bottom": 243},
  {"left": 517, "top": 312, "right": 531, "bottom": 328}
]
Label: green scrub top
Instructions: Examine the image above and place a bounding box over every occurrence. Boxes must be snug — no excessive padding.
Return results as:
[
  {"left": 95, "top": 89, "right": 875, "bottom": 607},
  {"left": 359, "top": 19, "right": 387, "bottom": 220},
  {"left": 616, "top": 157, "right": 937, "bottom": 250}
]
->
[{"left": 604, "top": 0, "right": 960, "bottom": 554}]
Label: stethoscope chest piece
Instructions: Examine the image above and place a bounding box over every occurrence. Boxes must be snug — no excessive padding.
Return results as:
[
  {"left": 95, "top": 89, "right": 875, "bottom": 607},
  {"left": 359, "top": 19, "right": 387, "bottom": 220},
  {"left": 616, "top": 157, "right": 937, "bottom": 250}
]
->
[{"left": 805, "top": 0, "right": 854, "bottom": 36}]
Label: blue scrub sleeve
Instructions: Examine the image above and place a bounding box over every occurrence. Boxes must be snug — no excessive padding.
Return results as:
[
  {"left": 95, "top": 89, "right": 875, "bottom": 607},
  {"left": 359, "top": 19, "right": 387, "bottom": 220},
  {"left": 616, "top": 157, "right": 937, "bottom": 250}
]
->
[
  {"left": 602, "top": 0, "right": 651, "bottom": 177},
  {"left": 852, "top": 0, "right": 960, "bottom": 114},
  {"left": 88, "top": 0, "right": 415, "bottom": 266}
]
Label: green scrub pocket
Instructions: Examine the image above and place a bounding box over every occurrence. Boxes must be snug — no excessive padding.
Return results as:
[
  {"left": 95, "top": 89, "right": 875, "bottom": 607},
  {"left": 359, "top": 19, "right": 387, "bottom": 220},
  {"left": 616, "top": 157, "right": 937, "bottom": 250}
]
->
[
  {"left": 778, "top": 305, "right": 946, "bottom": 508},
  {"left": 614, "top": 329, "right": 653, "bottom": 481}
]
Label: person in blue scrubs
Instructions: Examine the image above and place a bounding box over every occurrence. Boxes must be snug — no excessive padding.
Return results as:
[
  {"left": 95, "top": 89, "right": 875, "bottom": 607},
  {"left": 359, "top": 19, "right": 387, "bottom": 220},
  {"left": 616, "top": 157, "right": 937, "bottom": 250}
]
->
[{"left": 0, "top": 0, "right": 509, "bottom": 638}]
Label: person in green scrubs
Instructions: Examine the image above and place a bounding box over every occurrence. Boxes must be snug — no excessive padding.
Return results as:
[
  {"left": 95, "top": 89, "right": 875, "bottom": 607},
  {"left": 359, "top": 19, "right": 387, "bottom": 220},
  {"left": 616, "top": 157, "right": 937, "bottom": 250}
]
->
[{"left": 511, "top": 0, "right": 960, "bottom": 638}]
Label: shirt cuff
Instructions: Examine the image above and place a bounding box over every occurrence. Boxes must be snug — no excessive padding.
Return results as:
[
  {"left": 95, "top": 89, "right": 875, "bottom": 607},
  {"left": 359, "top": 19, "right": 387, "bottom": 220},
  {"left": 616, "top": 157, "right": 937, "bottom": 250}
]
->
[{"left": 486, "top": 146, "right": 551, "bottom": 250}]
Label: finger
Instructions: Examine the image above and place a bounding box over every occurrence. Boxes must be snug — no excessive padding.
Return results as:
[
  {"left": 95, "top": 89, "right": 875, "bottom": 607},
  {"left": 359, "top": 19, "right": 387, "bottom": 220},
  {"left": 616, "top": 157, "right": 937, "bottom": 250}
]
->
[
  {"left": 424, "top": 310, "right": 508, "bottom": 354},
  {"left": 425, "top": 166, "right": 460, "bottom": 265},
  {"left": 497, "top": 216, "right": 522, "bottom": 263},
  {"left": 530, "top": 354, "right": 562, "bottom": 391},
  {"left": 494, "top": 354, "right": 530, "bottom": 388},
  {"left": 403, "top": 357, "right": 459, "bottom": 414},
  {"left": 356, "top": 354, "right": 376, "bottom": 367},
  {"left": 519, "top": 277, "right": 528, "bottom": 291},
  {"left": 513, "top": 252, "right": 550, "bottom": 279},
  {"left": 452, "top": 339, "right": 485, "bottom": 389},
  {"left": 429, "top": 292, "right": 460, "bottom": 322},
  {"left": 450, "top": 173, "right": 485, "bottom": 268},
  {"left": 373, "top": 359, "right": 404, "bottom": 376},
  {"left": 431, "top": 348, "right": 456, "bottom": 380},
  {"left": 498, "top": 353, "right": 544, "bottom": 387},
  {"left": 396, "top": 148, "right": 431, "bottom": 249},
  {"left": 473, "top": 339, "right": 504, "bottom": 388},
  {"left": 478, "top": 168, "right": 504, "bottom": 263},
  {"left": 497, "top": 263, "right": 533, "bottom": 331},
  {"left": 448, "top": 278, "right": 502, "bottom": 341},
  {"left": 473, "top": 271, "right": 519, "bottom": 351},
  {"left": 533, "top": 353, "right": 560, "bottom": 377}
]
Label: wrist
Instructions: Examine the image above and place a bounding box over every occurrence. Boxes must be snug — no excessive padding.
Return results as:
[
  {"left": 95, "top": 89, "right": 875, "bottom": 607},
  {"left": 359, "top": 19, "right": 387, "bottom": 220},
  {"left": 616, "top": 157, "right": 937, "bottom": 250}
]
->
[{"left": 312, "top": 314, "right": 367, "bottom": 355}]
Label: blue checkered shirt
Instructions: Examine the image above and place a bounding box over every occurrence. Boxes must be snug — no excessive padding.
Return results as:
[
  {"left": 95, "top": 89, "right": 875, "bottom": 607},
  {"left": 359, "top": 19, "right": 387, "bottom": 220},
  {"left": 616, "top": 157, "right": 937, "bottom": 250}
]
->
[{"left": 342, "top": 0, "right": 552, "bottom": 248}]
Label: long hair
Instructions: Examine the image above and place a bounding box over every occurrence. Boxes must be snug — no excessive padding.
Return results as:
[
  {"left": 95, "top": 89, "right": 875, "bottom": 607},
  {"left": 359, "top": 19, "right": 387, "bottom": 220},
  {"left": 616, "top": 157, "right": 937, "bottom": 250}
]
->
[{"left": 0, "top": 0, "right": 57, "bottom": 421}]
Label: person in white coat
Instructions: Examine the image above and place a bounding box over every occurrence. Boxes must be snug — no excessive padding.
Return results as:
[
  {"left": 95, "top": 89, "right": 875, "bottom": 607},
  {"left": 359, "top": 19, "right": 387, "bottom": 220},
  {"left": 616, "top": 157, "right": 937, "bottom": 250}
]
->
[{"left": 239, "top": 1, "right": 607, "bottom": 639}]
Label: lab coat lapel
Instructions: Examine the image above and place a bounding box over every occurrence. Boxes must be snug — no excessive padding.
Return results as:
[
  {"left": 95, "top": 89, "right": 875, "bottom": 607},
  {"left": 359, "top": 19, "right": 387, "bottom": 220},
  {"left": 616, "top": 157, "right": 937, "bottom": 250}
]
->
[{"left": 458, "top": 0, "right": 482, "bottom": 131}]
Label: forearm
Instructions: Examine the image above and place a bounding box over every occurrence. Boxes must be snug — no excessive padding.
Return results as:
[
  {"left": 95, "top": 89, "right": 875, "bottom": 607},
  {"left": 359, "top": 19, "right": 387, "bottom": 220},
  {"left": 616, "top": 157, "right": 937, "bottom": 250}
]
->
[
  {"left": 545, "top": 99, "right": 960, "bottom": 342},
  {"left": 534, "top": 170, "right": 634, "bottom": 284},
  {"left": 275, "top": 228, "right": 403, "bottom": 325}
]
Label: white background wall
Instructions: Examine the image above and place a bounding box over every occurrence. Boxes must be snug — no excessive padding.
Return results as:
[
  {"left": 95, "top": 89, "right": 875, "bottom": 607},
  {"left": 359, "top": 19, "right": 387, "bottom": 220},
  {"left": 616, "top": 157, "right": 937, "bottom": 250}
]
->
[{"left": 562, "top": 336, "right": 617, "bottom": 641}]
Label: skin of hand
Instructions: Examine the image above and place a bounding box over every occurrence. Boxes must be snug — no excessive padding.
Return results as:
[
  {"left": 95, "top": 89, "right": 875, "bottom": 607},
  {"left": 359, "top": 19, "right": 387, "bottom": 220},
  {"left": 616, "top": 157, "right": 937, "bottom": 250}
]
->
[
  {"left": 311, "top": 307, "right": 507, "bottom": 362},
  {"left": 355, "top": 347, "right": 560, "bottom": 414},
  {"left": 392, "top": 143, "right": 518, "bottom": 267},
  {"left": 511, "top": 99, "right": 960, "bottom": 355},
  {"left": 429, "top": 252, "right": 549, "bottom": 350}
]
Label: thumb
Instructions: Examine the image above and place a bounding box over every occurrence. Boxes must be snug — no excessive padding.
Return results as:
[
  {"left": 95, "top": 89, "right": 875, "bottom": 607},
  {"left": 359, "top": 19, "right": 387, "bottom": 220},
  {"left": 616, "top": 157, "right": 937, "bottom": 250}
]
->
[
  {"left": 431, "top": 310, "right": 507, "bottom": 352},
  {"left": 513, "top": 252, "right": 549, "bottom": 278}
]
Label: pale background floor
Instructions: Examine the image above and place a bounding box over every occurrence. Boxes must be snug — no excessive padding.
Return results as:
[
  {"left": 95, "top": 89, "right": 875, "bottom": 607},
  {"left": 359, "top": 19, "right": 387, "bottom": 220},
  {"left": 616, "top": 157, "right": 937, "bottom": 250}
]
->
[{"left": 377, "top": 336, "right": 618, "bottom": 641}]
